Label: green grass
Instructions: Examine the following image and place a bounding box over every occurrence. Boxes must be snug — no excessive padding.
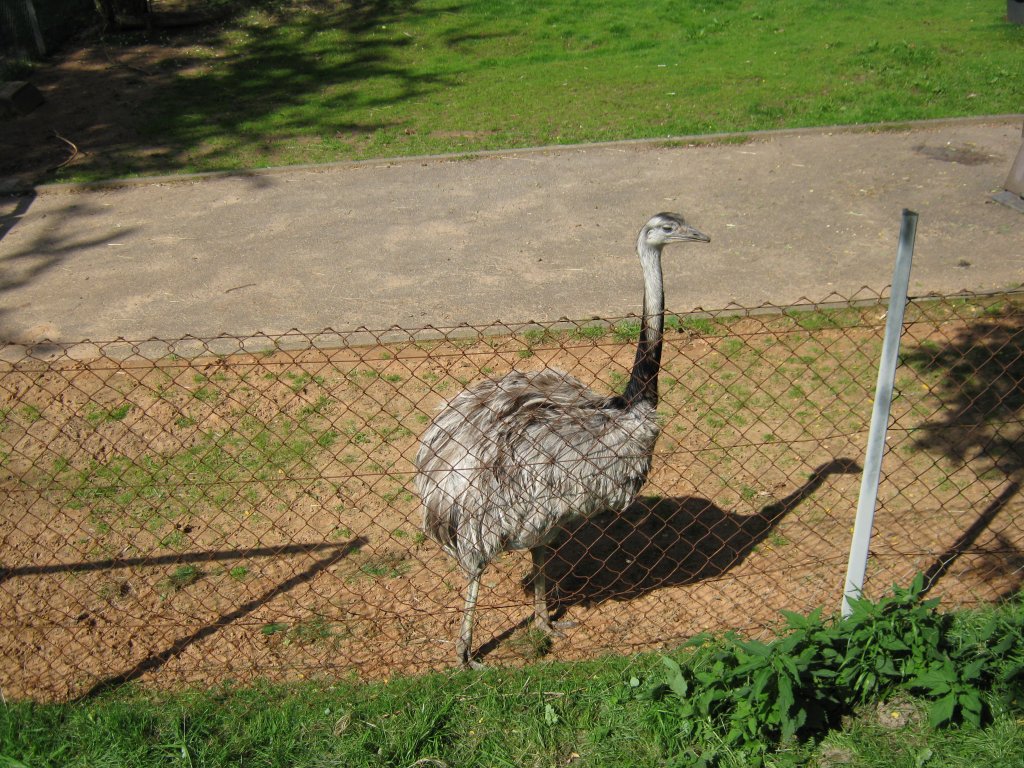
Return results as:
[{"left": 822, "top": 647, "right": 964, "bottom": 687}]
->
[
  {"left": 157, "top": 564, "right": 203, "bottom": 595},
  {"left": 62, "top": 0, "right": 1023, "bottom": 180},
  {"left": 1, "top": 592, "right": 1020, "bottom": 768},
  {"left": 53, "top": 405, "right": 342, "bottom": 543}
]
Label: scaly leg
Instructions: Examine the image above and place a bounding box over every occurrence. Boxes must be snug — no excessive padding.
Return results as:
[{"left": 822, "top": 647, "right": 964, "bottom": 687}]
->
[
  {"left": 531, "top": 546, "right": 565, "bottom": 637},
  {"left": 457, "top": 568, "right": 486, "bottom": 669}
]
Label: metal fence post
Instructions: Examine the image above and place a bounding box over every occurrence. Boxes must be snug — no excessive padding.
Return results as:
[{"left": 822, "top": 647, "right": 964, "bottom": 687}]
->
[{"left": 842, "top": 209, "right": 918, "bottom": 617}]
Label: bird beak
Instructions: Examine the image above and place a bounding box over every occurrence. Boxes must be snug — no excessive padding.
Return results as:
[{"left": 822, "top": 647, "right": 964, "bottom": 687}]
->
[{"left": 676, "top": 224, "right": 710, "bottom": 243}]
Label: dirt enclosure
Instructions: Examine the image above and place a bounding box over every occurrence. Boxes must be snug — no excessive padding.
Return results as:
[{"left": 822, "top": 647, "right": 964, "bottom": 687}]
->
[{"left": 2, "top": 295, "right": 1023, "bottom": 701}]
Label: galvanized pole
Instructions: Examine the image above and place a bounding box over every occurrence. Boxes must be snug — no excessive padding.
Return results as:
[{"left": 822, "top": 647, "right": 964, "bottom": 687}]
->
[
  {"left": 842, "top": 209, "right": 918, "bottom": 617},
  {"left": 22, "top": 0, "right": 46, "bottom": 56}
]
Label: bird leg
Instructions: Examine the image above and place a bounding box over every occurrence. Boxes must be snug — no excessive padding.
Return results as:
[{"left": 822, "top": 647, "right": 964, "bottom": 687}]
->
[
  {"left": 531, "top": 546, "right": 565, "bottom": 638},
  {"left": 457, "top": 568, "right": 486, "bottom": 670}
]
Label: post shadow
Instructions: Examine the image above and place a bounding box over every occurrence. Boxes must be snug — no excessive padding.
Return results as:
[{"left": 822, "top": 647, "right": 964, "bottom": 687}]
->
[
  {"left": 920, "top": 481, "right": 1022, "bottom": 596},
  {"left": 77, "top": 536, "right": 366, "bottom": 699}
]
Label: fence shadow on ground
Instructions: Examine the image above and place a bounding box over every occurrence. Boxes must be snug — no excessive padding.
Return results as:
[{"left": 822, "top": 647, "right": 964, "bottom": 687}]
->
[{"left": 79, "top": 537, "right": 366, "bottom": 700}]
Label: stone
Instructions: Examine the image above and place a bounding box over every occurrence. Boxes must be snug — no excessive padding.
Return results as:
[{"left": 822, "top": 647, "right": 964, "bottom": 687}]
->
[{"left": 0, "top": 81, "right": 45, "bottom": 117}]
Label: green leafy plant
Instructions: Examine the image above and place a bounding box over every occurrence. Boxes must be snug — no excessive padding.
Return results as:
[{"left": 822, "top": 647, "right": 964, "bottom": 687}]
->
[{"left": 648, "top": 575, "right": 1024, "bottom": 766}]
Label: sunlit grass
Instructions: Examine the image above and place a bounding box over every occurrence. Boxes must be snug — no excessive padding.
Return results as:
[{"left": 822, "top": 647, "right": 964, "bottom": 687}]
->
[
  {"left": 2, "top": 597, "right": 1021, "bottom": 768},
  {"left": 60, "top": 0, "right": 1024, "bottom": 180}
]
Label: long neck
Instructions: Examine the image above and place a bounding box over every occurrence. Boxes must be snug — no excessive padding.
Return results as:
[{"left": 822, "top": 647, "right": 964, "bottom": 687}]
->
[{"left": 622, "top": 239, "right": 664, "bottom": 408}]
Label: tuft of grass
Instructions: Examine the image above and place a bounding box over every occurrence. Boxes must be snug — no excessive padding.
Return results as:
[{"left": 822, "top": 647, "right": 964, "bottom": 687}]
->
[
  {"left": 286, "top": 616, "right": 335, "bottom": 646},
  {"left": 355, "top": 551, "right": 410, "bottom": 580},
  {"left": 570, "top": 324, "right": 607, "bottom": 341},
  {"left": 506, "top": 626, "right": 554, "bottom": 661},
  {"left": 157, "top": 564, "right": 203, "bottom": 595},
  {"left": 613, "top": 320, "right": 641, "bottom": 343},
  {"left": 677, "top": 316, "right": 716, "bottom": 335},
  {"left": 18, "top": 404, "right": 43, "bottom": 423},
  {"left": 85, "top": 403, "right": 133, "bottom": 425}
]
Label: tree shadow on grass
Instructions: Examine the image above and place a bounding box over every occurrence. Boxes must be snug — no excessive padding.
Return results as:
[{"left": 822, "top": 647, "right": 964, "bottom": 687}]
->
[
  {"left": 4, "top": 0, "right": 468, "bottom": 181},
  {"left": 900, "top": 302, "right": 1024, "bottom": 598},
  {"left": 132, "top": 1, "right": 459, "bottom": 174}
]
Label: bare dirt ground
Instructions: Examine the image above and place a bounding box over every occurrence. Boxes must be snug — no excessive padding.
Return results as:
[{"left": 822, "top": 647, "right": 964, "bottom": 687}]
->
[{"left": 2, "top": 299, "right": 1022, "bottom": 701}]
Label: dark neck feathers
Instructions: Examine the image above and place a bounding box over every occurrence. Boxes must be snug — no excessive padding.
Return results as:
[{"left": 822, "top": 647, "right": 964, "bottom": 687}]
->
[{"left": 621, "top": 239, "right": 665, "bottom": 408}]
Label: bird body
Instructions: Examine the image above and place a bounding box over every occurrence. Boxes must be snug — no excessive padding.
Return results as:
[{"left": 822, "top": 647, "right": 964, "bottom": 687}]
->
[
  {"left": 415, "top": 212, "right": 710, "bottom": 667},
  {"left": 418, "top": 369, "right": 660, "bottom": 574}
]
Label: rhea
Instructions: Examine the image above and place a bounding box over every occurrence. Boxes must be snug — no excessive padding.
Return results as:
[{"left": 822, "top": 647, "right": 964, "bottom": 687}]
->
[{"left": 415, "top": 212, "right": 710, "bottom": 668}]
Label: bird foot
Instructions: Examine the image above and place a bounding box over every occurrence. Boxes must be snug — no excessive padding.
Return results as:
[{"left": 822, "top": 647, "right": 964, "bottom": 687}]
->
[
  {"left": 533, "top": 617, "right": 570, "bottom": 638},
  {"left": 462, "top": 658, "right": 487, "bottom": 671}
]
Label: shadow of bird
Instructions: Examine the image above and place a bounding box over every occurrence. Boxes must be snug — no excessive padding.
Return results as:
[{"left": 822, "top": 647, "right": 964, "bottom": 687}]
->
[{"left": 541, "top": 458, "right": 862, "bottom": 607}]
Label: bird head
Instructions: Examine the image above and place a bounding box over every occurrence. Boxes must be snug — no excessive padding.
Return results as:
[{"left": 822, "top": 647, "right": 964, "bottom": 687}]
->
[{"left": 640, "top": 212, "right": 710, "bottom": 249}]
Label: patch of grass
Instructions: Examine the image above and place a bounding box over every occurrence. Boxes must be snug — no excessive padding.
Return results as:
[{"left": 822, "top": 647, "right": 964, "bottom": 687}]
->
[
  {"left": 191, "top": 386, "right": 219, "bottom": 403},
  {"left": 678, "top": 316, "right": 716, "bottom": 335},
  {"left": 284, "top": 371, "right": 326, "bottom": 393},
  {"left": 297, "top": 394, "right": 332, "bottom": 417},
  {"left": 157, "top": 564, "right": 203, "bottom": 595},
  {"left": 52, "top": 0, "right": 1024, "bottom": 180},
  {"left": 506, "top": 626, "right": 554, "bottom": 661},
  {"left": 718, "top": 338, "right": 746, "bottom": 358},
  {"left": 85, "top": 403, "right": 133, "bottom": 425},
  {"left": 54, "top": 404, "right": 342, "bottom": 538},
  {"left": 608, "top": 370, "right": 628, "bottom": 395},
  {"left": 613, "top": 320, "right": 642, "bottom": 343},
  {"left": 569, "top": 324, "right": 607, "bottom": 341},
  {"left": 355, "top": 551, "right": 410, "bottom": 580},
  {"left": 285, "top": 616, "right": 335, "bottom": 646},
  {"left": 2, "top": 594, "right": 1020, "bottom": 768},
  {"left": 18, "top": 404, "right": 43, "bottom": 423}
]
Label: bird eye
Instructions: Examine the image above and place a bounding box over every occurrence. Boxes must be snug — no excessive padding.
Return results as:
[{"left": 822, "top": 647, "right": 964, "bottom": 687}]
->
[{"left": 660, "top": 225, "right": 674, "bottom": 233}]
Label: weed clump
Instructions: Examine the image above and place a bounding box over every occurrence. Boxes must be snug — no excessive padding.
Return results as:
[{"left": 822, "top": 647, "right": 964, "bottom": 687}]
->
[{"left": 648, "top": 574, "right": 1024, "bottom": 766}]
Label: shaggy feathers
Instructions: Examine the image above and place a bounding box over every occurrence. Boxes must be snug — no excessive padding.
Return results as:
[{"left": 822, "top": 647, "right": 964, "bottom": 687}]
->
[
  {"left": 414, "top": 212, "right": 710, "bottom": 667},
  {"left": 417, "top": 369, "right": 659, "bottom": 573}
]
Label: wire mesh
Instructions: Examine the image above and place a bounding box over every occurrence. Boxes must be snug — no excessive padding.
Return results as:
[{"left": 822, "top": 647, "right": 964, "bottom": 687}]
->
[{"left": 1, "top": 289, "right": 1022, "bottom": 701}]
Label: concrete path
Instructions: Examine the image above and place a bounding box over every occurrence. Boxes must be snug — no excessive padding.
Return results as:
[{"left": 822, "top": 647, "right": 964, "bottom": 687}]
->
[{"left": 1, "top": 117, "right": 1022, "bottom": 347}]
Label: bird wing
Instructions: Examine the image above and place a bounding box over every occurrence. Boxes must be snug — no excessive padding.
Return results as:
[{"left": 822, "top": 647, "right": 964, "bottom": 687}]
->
[{"left": 416, "top": 370, "right": 660, "bottom": 567}]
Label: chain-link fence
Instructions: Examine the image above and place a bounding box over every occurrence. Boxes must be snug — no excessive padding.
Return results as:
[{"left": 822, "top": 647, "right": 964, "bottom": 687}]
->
[{"left": 1, "top": 289, "right": 1022, "bottom": 701}]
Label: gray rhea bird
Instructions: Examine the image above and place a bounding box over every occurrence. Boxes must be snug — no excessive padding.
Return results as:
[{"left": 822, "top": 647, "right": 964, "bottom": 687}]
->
[{"left": 415, "top": 212, "right": 711, "bottom": 668}]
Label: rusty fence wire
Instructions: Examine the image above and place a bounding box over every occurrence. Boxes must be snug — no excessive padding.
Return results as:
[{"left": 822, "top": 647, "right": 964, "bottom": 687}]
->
[{"left": 1, "top": 288, "right": 1023, "bottom": 701}]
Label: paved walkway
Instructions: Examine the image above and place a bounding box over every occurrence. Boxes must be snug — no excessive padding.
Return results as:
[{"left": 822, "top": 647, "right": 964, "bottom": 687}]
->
[{"left": 1, "top": 117, "right": 1022, "bottom": 347}]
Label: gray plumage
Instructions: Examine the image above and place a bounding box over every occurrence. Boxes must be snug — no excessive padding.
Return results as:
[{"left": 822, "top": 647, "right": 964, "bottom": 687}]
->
[{"left": 415, "top": 212, "right": 710, "bottom": 667}]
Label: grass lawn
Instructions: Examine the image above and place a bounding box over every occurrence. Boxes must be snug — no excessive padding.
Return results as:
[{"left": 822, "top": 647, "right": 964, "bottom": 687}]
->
[
  {"left": 3, "top": 593, "right": 1022, "bottom": 767},
  {"left": 64, "top": 0, "right": 1024, "bottom": 178}
]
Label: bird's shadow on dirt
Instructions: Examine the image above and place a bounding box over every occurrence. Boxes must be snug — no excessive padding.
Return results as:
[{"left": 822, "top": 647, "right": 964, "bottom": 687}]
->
[
  {"left": 543, "top": 458, "right": 861, "bottom": 608},
  {"left": 477, "top": 459, "right": 860, "bottom": 659}
]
